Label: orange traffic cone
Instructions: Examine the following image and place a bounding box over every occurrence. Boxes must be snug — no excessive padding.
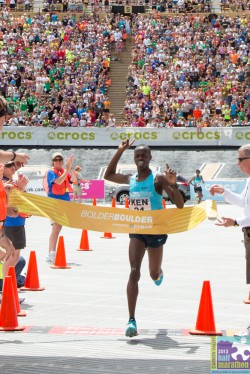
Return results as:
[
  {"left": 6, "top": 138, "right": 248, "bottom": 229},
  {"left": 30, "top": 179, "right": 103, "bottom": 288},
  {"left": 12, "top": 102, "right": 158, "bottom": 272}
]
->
[
  {"left": 125, "top": 197, "right": 130, "bottom": 209},
  {"left": 50, "top": 236, "right": 71, "bottom": 269},
  {"left": 189, "top": 281, "right": 222, "bottom": 336},
  {"left": 111, "top": 197, "right": 116, "bottom": 208},
  {"left": 7, "top": 266, "right": 26, "bottom": 317},
  {"left": 0, "top": 276, "right": 25, "bottom": 331},
  {"left": 77, "top": 229, "right": 92, "bottom": 251},
  {"left": 162, "top": 199, "right": 166, "bottom": 209},
  {"left": 20, "top": 251, "right": 45, "bottom": 291},
  {"left": 101, "top": 232, "right": 115, "bottom": 239},
  {"left": 93, "top": 197, "right": 97, "bottom": 206},
  {"left": 243, "top": 291, "right": 250, "bottom": 304}
]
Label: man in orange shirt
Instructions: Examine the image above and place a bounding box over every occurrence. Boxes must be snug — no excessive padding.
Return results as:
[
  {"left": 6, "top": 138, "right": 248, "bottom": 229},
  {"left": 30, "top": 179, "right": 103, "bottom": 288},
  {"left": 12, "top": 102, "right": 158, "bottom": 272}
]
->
[
  {"left": 193, "top": 107, "right": 202, "bottom": 120},
  {"left": 103, "top": 97, "right": 111, "bottom": 120},
  {"left": 229, "top": 50, "right": 239, "bottom": 64}
]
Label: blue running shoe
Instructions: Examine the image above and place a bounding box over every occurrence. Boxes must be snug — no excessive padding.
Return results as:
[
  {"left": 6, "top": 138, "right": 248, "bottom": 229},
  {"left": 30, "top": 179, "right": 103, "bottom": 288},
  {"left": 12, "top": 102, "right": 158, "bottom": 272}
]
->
[
  {"left": 125, "top": 319, "right": 138, "bottom": 337},
  {"left": 154, "top": 271, "right": 164, "bottom": 286}
]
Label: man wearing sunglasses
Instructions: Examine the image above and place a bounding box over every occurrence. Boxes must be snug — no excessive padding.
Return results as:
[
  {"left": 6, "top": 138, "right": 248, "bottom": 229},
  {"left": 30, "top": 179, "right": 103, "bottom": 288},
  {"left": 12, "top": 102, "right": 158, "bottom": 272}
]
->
[
  {"left": 210, "top": 144, "right": 250, "bottom": 337},
  {"left": 46, "top": 152, "right": 74, "bottom": 264}
]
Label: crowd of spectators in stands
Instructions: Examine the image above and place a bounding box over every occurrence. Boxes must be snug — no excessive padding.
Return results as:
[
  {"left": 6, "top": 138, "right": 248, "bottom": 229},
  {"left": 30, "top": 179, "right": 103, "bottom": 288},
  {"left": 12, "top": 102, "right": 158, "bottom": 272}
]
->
[
  {"left": 41, "top": 0, "right": 213, "bottom": 14},
  {"left": 220, "top": 0, "right": 250, "bottom": 12},
  {"left": 0, "top": 7, "right": 249, "bottom": 129},
  {"left": 121, "top": 13, "right": 250, "bottom": 128},
  {"left": 0, "top": 9, "right": 124, "bottom": 128}
]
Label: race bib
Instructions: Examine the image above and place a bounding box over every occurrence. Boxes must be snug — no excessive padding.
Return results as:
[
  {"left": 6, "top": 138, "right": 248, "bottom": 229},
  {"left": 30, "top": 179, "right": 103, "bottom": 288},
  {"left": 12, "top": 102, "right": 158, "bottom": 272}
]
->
[{"left": 130, "top": 196, "right": 151, "bottom": 211}]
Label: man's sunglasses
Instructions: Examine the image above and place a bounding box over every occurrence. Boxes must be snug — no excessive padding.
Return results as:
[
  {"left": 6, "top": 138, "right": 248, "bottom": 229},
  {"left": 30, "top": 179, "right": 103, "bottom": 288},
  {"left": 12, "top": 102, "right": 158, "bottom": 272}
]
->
[
  {"left": 238, "top": 157, "right": 250, "bottom": 163},
  {"left": 53, "top": 158, "right": 63, "bottom": 162}
]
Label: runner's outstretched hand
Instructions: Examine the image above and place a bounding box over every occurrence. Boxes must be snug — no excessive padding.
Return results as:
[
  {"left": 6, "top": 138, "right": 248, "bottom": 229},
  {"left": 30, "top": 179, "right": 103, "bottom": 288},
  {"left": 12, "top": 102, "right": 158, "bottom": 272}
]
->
[
  {"left": 164, "top": 164, "right": 177, "bottom": 186},
  {"left": 118, "top": 139, "right": 135, "bottom": 152}
]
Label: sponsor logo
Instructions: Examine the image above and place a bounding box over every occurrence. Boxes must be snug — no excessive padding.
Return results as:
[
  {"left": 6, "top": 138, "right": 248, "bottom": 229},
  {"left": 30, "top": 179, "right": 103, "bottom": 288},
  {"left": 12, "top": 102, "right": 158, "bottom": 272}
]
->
[
  {"left": 173, "top": 132, "right": 181, "bottom": 140},
  {"left": 47, "top": 132, "right": 95, "bottom": 141},
  {"left": 236, "top": 132, "right": 244, "bottom": 140},
  {"left": 172, "top": 131, "right": 220, "bottom": 141},
  {"left": 111, "top": 132, "right": 119, "bottom": 140},
  {"left": 110, "top": 131, "right": 158, "bottom": 141},
  {"left": 236, "top": 131, "right": 250, "bottom": 141},
  {"left": 48, "top": 132, "right": 56, "bottom": 140},
  {"left": 0, "top": 131, "right": 32, "bottom": 140}
]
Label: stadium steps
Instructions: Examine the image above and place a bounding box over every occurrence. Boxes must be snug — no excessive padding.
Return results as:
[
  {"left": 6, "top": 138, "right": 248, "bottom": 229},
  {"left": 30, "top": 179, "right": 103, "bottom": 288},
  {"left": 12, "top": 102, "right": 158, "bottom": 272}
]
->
[
  {"left": 108, "top": 38, "right": 132, "bottom": 124},
  {"left": 200, "top": 163, "right": 223, "bottom": 180}
]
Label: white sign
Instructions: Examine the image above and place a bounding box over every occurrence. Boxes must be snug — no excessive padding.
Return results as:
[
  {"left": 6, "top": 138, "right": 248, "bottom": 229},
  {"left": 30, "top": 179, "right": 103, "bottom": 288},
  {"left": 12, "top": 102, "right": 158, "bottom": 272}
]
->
[
  {"left": 2, "top": 127, "right": 250, "bottom": 147},
  {"left": 190, "top": 179, "right": 247, "bottom": 201}
]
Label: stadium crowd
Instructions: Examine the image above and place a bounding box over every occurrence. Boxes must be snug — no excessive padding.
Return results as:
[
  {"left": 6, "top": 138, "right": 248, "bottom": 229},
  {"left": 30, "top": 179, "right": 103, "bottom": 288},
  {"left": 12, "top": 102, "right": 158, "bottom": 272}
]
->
[
  {"left": 121, "top": 13, "right": 250, "bottom": 128},
  {"left": 0, "top": 9, "right": 116, "bottom": 127},
  {"left": 0, "top": 7, "right": 248, "bottom": 128}
]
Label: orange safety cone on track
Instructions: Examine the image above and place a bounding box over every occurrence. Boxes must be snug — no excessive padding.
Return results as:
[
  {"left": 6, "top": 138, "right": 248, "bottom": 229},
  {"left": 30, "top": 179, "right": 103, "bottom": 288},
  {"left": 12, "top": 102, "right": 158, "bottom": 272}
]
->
[
  {"left": 125, "top": 197, "right": 130, "bottom": 209},
  {"left": 101, "top": 232, "right": 115, "bottom": 239},
  {"left": 51, "top": 236, "right": 71, "bottom": 269},
  {"left": 243, "top": 291, "right": 250, "bottom": 304},
  {"left": 77, "top": 229, "right": 92, "bottom": 251},
  {"left": 111, "top": 197, "right": 116, "bottom": 208},
  {"left": 8, "top": 266, "right": 26, "bottom": 317},
  {"left": 93, "top": 197, "right": 97, "bottom": 206},
  {"left": 162, "top": 199, "right": 166, "bottom": 209},
  {"left": 189, "top": 281, "right": 222, "bottom": 336},
  {"left": 0, "top": 276, "right": 25, "bottom": 331},
  {"left": 20, "top": 251, "right": 45, "bottom": 291}
]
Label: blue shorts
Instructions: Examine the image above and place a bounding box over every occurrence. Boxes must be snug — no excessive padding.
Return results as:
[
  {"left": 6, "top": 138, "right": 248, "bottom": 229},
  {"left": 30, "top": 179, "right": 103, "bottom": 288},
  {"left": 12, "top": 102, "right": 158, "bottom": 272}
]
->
[
  {"left": 129, "top": 234, "right": 168, "bottom": 248},
  {"left": 194, "top": 187, "right": 202, "bottom": 193}
]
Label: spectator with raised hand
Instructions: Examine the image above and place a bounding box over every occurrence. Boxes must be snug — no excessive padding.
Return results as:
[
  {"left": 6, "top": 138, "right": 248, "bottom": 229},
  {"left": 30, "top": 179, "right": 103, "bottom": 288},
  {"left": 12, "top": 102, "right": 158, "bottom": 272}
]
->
[{"left": 46, "top": 152, "right": 74, "bottom": 264}]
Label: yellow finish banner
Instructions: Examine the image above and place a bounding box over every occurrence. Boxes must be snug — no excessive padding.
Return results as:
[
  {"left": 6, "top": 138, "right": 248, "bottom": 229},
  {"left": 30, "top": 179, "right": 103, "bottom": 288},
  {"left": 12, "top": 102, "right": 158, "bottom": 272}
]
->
[{"left": 9, "top": 189, "right": 217, "bottom": 234}]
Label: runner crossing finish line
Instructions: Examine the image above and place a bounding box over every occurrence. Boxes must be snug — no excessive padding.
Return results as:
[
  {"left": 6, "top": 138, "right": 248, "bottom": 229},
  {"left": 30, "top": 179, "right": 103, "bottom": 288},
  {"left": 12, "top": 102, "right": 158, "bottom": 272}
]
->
[{"left": 9, "top": 189, "right": 217, "bottom": 235}]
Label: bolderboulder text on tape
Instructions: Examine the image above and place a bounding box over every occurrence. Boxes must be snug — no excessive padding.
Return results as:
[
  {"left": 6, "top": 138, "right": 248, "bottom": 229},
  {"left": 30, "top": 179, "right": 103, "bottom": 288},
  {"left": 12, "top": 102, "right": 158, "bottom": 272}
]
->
[{"left": 9, "top": 189, "right": 217, "bottom": 235}]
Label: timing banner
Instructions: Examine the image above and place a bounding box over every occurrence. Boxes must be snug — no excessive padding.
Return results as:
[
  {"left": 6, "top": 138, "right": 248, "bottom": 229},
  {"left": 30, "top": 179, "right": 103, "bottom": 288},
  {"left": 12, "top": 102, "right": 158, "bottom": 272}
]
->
[{"left": 9, "top": 190, "right": 217, "bottom": 234}]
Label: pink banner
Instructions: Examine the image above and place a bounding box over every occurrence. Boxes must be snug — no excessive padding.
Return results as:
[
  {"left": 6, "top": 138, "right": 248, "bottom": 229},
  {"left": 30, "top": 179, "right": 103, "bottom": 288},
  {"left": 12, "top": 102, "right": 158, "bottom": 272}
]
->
[{"left": 70, "top": 180, "right": 105, "bottom": 199}]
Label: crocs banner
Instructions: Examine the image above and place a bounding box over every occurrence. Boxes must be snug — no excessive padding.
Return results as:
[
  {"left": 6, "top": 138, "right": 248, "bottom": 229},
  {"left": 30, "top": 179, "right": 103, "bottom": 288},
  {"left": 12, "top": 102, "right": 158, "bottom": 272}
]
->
[{"left": 9, "top": 189, "right": 217, "bottom": 234}]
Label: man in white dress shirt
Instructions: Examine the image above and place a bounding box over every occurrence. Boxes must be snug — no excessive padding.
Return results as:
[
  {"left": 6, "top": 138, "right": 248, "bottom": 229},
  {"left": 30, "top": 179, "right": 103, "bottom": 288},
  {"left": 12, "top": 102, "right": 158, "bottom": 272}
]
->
[{"left": 210, "top": 144, "right": 250, "bottom": 336}]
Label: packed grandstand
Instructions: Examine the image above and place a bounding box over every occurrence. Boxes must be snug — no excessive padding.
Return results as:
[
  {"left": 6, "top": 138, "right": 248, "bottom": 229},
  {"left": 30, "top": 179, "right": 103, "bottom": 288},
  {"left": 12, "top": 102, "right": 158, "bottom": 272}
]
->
[{"left": 0, "top": 4, "right": 249, "bottom": 129}]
